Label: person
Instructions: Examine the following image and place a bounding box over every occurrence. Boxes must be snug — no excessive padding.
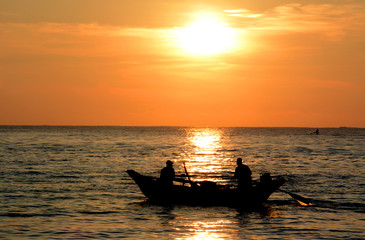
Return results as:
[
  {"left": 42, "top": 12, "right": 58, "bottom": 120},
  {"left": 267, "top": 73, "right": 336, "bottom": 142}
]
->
[
  {"left": 315, "top": 129, "right": 319, "bottom": 135},
  {"left": 160, "top": 160, "right": 175, "bottom": 187},
  {"left": 234, "top": 158, "right": 252, "bottom": 190}
]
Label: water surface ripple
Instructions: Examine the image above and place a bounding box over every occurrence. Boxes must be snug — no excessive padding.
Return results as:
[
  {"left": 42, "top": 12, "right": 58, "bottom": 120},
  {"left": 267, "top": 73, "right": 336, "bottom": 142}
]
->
[{"left": 0, "top": 126, "right": 364, "bottom": 239}]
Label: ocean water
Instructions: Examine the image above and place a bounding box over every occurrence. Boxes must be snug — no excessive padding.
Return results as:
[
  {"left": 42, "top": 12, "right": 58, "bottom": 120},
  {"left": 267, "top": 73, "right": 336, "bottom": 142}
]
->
[{"left": 0, "top": 126, "right": 364, "bottom": 239}]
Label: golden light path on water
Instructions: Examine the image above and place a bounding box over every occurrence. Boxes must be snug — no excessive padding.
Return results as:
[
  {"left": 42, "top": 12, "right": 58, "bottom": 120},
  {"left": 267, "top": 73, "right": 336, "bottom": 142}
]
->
[
  {"left": 177, "top": 220, "right": 234, "bottom": 240},
  {"left": 177, "top": 129, "right": 280, "bottom": 239},
  {"left": 176, "top": 129, "right": 235, "bottom": 239},
  {"left": 182, "top": 128, "right": 230, "bottom": 183},
  {"left": 175, "top": 213, "right": 282, "bottom": 240},
  {"left": 189, "top": 129, "right": 221, "bottom": 155}
]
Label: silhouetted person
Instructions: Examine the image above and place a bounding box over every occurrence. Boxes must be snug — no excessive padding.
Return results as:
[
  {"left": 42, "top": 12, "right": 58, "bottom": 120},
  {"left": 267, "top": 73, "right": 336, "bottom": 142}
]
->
[
  {"left": 234, "top": 158, "right": 252, "bottom": 190},
  {"left": 160, "top": 160, "right": 175, "bottom": 187},
  {"left": 315, "top": 129, "right": 319, "bottom": 135}
]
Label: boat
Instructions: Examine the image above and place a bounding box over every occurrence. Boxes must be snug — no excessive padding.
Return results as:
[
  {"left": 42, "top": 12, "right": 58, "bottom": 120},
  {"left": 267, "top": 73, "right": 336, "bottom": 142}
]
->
[{"left": 127, "top": 170, "right": 286, "bottom": 207}]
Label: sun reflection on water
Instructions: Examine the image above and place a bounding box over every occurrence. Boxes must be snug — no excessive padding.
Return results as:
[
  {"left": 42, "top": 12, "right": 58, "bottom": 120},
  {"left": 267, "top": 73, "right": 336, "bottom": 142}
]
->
[
  {"left": 178, "top": 220, "right": 234, "bottom": 240},
  {"left": 189, "top": 129, "right": 222, "bottom": 155},
  {"left": 182, "top": 129, "right": 230, "bottom": 182}
]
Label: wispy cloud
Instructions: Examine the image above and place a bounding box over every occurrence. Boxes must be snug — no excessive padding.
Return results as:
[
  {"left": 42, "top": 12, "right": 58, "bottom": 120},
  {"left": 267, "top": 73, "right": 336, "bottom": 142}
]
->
[
  {"left": 35, "top": 22, "right": 168, "bottom": 38},
  {"left": 224, "top": 9, "right": 262, "bottom": 18},
  {"left": 0, "top": 21, "right": 173, "bottom": 41},
  {"left": 0, "top": 11, "right": 19, "bottom": 17},
  {"left": 226, "top": 3, "right": 365, "bottom": 40},
  {"left": 0, "top": 22, "right": 174, "bottom": 57}
]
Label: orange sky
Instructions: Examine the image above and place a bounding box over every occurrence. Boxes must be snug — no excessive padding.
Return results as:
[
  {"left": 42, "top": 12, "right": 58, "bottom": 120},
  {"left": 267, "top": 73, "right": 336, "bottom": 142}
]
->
[{"left": 1, "top": 0, "right": 364, "bottom": 127}]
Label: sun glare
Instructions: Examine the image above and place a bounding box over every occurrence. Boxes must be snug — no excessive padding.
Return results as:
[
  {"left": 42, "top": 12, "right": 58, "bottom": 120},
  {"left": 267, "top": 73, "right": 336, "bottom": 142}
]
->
[{"left": 178, "top": 17, "right": 237, "bottom": 55}]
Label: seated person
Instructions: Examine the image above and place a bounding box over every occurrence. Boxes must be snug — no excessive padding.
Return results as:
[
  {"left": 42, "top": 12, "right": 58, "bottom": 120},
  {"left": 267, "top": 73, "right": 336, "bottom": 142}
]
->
[
  {"left": 160, "top": 160, "right": 175, "bottom": 187},
  {"left": 234, "top": 158, "right": 252, "bottom": 190}
]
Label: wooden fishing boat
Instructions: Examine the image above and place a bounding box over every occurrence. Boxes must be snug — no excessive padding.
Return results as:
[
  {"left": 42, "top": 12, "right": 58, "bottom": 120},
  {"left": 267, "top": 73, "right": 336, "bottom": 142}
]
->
[{"left": 127, "top": 170, "right": 286, "bottom": 207}]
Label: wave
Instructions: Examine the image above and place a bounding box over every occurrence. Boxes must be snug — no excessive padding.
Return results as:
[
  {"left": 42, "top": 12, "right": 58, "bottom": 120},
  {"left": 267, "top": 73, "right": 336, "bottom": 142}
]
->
[
  {"left": 312, "top": 199, "right": 365, "bottom": 213},
  {"left": 217, "top": 149, "right": 239, "bottom": 152},
  {"left": 77, "top": 211, "right": 119, "bottom": 215},
  {"left": 1, "top": 212, "right": 68, "bottom": 218}
]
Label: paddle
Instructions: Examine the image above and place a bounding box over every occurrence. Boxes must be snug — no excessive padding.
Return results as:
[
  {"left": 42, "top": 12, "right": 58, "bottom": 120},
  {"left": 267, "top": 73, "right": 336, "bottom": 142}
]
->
[
  {"left": 183, "top": 162, "right": 196, "bottom": 187},
  {"left": 183, "top": 162, "right": 191, "bottom": 182},
  {"left": 279, "top": 189, "right": 312, "bottom": 206}
]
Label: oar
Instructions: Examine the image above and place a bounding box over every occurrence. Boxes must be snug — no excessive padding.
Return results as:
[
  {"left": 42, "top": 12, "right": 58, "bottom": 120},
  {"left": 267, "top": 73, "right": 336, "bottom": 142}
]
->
[
  {"left": 183, "top": 162, "right": 196, "bottom": 187},
  {"left": 279, "top": 189, "right": 312, "bottom": 206},
  {"left": 183, "top": 162, "right": 192, "bottom": 182}
]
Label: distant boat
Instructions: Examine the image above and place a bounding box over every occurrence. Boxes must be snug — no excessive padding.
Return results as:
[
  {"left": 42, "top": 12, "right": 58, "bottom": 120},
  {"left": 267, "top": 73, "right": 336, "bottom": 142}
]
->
[{"left": 127, "top": 170, "right": 286, "bottom": 207}]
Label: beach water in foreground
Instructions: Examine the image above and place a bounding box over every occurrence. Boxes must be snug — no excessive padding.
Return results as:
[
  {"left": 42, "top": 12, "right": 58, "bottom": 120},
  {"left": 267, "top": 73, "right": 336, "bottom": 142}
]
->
[{"left": 0, "top": 126, "right": 364, "bottom": 239}]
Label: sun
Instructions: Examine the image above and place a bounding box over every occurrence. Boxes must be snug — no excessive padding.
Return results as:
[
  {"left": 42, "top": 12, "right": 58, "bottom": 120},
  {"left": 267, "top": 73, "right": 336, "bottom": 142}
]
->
[{"left": 178, "top": 17, "right": 237, "bottom": 55}]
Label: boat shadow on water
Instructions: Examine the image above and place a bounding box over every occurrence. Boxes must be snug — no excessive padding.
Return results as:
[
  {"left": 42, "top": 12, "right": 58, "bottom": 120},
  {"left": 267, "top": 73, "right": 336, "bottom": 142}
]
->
[
  {"left": 129, "top": 197, "right": 292, "bottom": 229},
  {"left": 136, "top": 198, "right": 281, "bottom": 212}
]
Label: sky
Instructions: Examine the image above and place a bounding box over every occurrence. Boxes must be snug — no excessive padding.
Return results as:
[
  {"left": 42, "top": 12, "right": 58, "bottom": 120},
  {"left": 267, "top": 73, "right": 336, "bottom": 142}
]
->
[{"left": 1, "top": 0, "right": 364, "bottom": 127}]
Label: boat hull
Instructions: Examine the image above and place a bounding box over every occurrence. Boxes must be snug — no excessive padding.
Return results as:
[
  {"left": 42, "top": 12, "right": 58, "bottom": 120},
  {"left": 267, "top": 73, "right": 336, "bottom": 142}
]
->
[{"left": 127, "top": 170, "right": 285, "bottom": 207}]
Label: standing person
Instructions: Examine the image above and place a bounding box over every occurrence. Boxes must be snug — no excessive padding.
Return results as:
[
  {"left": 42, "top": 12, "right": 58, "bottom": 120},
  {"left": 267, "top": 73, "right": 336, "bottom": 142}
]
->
[
  {"left": 160, "top": 160, "right": 175, "bottom": 187},
  {"left": 234, "top": 158, "right": 252, "bottom": 190}
]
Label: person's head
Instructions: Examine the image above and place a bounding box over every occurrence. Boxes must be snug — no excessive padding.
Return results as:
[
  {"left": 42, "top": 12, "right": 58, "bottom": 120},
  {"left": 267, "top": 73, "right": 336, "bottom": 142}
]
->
[
  {"left": 166, "top": 160, "right": 173, "bottom": 167},
  {"left": 236, "top": 158, "right": 243, "bottom": 165}
]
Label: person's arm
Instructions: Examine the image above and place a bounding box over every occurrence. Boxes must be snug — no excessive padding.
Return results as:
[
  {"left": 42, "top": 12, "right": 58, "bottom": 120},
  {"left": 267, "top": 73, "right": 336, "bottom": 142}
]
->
[
  {"left": 234, "top": 168, "right": 238, "bottom": 178},
  {"left": 160, "top": 168, "right": 165, "bottom": 179},
  {"left": 247, "top": 166, "right": 252, "bottom": 176}
]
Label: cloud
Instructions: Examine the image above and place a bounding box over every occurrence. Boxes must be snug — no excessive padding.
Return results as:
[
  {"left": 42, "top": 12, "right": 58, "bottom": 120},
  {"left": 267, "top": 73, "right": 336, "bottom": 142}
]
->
[
  {"left": 0, "top": 22, "right": 177, "bottom": 60},
  {"left": 0, "top": 11, "right": 18, "bottom": 17},
  {"left": 224, "top": 9, "right": 262, "bottom": 18},
  {"left": 0, "top": 21, "right": 173, "bottom": 43},
  {"left": 225, "top": 3, "right": 365, "bottom": 40},
  {"left": 32, "top": 22, "right": 167, "bottom": 38}
]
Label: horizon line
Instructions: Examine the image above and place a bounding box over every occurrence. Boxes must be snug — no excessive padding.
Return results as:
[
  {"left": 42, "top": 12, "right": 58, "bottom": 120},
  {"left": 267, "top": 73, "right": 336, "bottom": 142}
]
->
[{"left": 0, "top": 124, "right": 362, "bottom": 129}]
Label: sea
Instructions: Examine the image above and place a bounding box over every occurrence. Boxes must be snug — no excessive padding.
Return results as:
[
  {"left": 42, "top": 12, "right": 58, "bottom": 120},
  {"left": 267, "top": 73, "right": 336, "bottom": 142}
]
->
[{"left": 0, "top": 126, "right": 364, "bottom": 239}]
